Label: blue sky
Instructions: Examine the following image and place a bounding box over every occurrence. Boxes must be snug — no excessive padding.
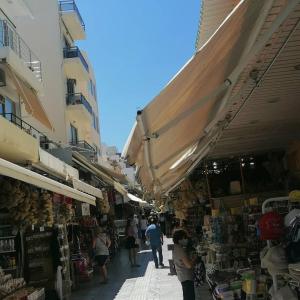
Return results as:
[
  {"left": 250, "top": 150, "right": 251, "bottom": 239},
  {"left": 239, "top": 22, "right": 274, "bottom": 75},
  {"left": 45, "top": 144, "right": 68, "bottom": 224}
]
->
[{"left": 76, "top": 1, "right": 201, "bottom": 151}]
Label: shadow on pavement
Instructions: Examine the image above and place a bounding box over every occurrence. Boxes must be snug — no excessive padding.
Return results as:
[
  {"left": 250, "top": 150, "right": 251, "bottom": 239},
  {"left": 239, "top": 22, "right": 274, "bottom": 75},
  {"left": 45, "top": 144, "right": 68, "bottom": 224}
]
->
[{"left": 70, "top": 246, "right": 153, "bottom": 300}]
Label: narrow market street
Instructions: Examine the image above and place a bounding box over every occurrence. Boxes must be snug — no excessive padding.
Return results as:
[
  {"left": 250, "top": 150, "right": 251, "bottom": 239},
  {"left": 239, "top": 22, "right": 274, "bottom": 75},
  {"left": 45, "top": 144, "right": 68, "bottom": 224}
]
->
[{"left": 71, "top": 238, "right": 212, "bottom": 300}]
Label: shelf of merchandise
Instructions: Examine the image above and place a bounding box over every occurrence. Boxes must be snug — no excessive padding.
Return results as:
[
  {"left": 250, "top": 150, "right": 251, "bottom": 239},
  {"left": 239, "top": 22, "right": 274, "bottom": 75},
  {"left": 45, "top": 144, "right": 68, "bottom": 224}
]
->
[{"left": 0, "top": 250, "right": 16, "bottom": 254}]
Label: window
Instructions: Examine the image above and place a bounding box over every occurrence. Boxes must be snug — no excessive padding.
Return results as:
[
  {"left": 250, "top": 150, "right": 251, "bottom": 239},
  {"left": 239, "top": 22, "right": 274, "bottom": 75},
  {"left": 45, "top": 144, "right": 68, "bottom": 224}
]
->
[
  {"left": 0, "top": 96, "right": 16, "bottom": 120},
  {"left": 88, "top": 80, "right": 97, "bottom": 101},
  {"left": 67, "top": 79, "right": 76, "bottom": 94},
  {"left": 88, "top": 80, "right": 94, "bottom": 96},
  {"left": 96, "top": 116, "right": 99, "bottom": 133},
  {"left": 70, "top": 124, "right": 78, "bottom": 144}
]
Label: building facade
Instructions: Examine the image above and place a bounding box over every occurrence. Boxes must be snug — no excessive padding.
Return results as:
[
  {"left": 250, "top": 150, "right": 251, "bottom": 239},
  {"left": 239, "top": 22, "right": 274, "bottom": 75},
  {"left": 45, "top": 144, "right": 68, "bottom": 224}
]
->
[{"left": 0, "top": 0, "right": 101, "bottom": 166}]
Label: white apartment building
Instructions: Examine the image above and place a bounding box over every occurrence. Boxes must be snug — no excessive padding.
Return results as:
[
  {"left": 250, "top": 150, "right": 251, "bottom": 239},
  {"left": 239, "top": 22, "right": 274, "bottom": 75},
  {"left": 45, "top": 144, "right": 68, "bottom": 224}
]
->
[
  {"left": 0, "top": 0, "right": 101, "bottom": 166},
  {"left": 101, "top": 143, "right": 137, "bottom": 187}
]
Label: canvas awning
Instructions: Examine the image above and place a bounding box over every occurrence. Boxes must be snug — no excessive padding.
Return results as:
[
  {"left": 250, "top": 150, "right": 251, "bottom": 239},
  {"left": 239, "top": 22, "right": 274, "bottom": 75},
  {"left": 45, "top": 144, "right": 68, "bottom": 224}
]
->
[
  {"left": 92, "top": 163, "right": 128, "bottom": 184},
  {"left": 6, "top": 65, "right": 53, "bottom": 130},
  {"left": 72, "top": 178, "right": 103, "bottom": 199},
  {"left": 114, "top": 181, "right": 127, "bottom": 196},
  {"left": 0, "top": 157, "right": 96, "bottom": 205},
  {"left": 123, "top": 0, "right": 296, "bottom": 194}
]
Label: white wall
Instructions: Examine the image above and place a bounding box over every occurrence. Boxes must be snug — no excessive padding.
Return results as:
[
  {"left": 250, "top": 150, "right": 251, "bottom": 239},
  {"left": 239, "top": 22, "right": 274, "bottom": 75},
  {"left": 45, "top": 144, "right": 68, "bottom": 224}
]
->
[{"left": 13, "top": 0, "right": 68, "bottom": 144}]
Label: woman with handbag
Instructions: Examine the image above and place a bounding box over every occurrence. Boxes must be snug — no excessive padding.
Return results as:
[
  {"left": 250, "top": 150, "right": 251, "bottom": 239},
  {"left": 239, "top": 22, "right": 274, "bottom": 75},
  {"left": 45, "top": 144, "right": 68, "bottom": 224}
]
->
[
  {"left": 125, "top": 218, "right": 140, "bottom": 267},
  {"left": 93, "top": 227, "right": 111, "bottom": 284}
]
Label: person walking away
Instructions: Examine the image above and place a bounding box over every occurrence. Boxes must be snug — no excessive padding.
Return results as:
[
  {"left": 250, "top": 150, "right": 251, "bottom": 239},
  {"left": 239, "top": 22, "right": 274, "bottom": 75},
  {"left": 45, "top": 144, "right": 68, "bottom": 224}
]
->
[
  {"left": 125, "top": 218, "right": 140, "bottom": 267},
  {"left": 146, "top": 218, "right": 164, "bottom": 268},
  {"left": 140, "top": 215, "right": 148, "bottom": 243},
  {"left": 159, "top": 213, "right": 166, "bottom": 235},
  {"left": 93, "top": 227, "right": 111, "bottom": 284},
  {"left": 172, "top": 229, "right": 196, "bottom": 300}
]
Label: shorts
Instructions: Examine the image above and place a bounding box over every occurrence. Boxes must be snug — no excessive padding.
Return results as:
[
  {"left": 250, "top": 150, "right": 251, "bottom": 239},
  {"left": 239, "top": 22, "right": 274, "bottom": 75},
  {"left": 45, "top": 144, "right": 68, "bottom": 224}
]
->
[
  {"left": 125, "top": 236, "right": 136, "bottom": 249},
  {"left": 95, "top": 255, "right": 109, "bottom": 267}
]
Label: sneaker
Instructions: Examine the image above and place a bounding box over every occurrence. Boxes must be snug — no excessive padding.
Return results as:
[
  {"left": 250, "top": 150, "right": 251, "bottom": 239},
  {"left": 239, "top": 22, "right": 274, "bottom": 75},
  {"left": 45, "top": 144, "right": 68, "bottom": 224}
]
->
[
  {"left": 155, "top": 265, "right": 159, "bottom": 269},
  {"left": 159, "top": 263, "right": 164, "bottom": 267}
]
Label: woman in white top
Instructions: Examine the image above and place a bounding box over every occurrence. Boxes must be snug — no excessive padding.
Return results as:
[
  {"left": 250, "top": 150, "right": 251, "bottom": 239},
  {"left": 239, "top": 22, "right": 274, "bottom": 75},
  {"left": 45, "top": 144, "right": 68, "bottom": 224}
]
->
[{"left": 93, "top": 227, "right": 111, "bottom": 283}]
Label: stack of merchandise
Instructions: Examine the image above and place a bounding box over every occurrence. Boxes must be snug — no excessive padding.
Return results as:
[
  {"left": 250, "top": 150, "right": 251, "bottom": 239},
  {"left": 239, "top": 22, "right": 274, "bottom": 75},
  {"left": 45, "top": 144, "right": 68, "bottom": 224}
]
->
[
  {"left": 0, "top": 267, "right": 26, "bottom": 299},
  {"left": 98, "top": 192, "right": 110, "bottom": 214},
  {"left": 258, "top": 201, "right": 300, "bottom": 299}
]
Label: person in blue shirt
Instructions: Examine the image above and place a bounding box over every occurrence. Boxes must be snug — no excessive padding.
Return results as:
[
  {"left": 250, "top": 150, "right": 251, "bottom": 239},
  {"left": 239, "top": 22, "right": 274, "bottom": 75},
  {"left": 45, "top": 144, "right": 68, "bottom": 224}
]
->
[{"left": 146, "top": 218, "right": 164, "bottom": 268}]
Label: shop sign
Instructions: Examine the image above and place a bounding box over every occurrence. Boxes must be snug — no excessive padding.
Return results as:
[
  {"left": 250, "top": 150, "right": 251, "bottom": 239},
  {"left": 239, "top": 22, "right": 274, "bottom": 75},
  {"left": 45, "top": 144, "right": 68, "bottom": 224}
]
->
[{"left": 81, "top": 203, "right": 90, "bottom": 216}]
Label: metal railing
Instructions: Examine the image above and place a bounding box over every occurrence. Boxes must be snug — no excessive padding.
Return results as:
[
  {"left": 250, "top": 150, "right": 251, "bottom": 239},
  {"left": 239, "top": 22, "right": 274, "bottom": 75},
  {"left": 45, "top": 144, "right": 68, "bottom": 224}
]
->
[
  {"left": 63, "top": 46, "right": 89, "bottom": 72},
  {"left": 2, "top": 113, "right": 59, "bottom": 150},
  {"left": 0, "top": 20, "right": 42, "bottom": 81},
  {"left": 59, "top": 0, "right": 85, "bottom": 31},
  {"left": 66, "top": 93, "right": 93, "bottom": 115},
  {"left": 3, "top": 113, "right": 44, "bottom": 138},
  {"left": 69, "top": 140, "right": 96, "bottom": 157}
]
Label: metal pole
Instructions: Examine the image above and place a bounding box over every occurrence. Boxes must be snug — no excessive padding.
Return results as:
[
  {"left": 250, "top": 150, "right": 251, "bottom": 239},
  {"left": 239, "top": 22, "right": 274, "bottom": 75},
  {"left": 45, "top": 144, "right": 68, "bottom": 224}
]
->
[
  {"left": 205, "top": 163, "right": 212, "bottom": 204},
  {"left": 239, "top": 157, "right": 246, "bottom": 195}
]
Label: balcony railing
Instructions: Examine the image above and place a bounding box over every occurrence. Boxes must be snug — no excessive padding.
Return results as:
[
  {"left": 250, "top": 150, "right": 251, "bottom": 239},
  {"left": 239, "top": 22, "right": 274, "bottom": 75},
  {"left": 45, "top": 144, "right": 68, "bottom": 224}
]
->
[
  {"left": 0, "top": 20, "right": 42, "bottom": 81},
  {"left": 3, "top": 112, "right": 44, "bottom": 138},
  {"left": 59, "top": 0, "right": 85, "bottom": 31},
  {"left": 69, "top": 140, "right": 97, "bottom": 160},
  {"left": 70, "top": 140, "right": 95, "bottom": 153},
  {"left": 63, "top": 46, "right": 89, "bottom": 72},
  {"left": 66, "top": 93, "right": 93, "bottom": 115}
]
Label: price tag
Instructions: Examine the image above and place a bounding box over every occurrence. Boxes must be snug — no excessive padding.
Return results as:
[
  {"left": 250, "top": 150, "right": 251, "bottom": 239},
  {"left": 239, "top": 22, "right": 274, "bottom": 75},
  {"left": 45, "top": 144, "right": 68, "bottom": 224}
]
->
[
  {"left": 32, "top": 225, "right": 35, "bottom": 231},
  {"left": 40, "top": 226, "right": 45, "bottom": 232}
]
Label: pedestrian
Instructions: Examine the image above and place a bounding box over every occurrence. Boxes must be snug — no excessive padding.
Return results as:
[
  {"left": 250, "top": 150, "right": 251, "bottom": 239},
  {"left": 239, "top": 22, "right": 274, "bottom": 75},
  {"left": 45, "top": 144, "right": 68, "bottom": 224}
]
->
[
  {"left": 146, "top": 218, "right": 164, "bottom": 268},
  {"left": 172, "top": 229, "right": 196, "bottom": 300},
  {"left": 125, "top": 218, "right": 140, "bottom": 267},
  {"left": 93, "top": 227, "right": 111, "bottom": 284},
  {"left": 159, "top": 213, "right": 166, "bottom": 235},
  {"left": 140, "top": 215, "right": 148, "bottom": 243}
]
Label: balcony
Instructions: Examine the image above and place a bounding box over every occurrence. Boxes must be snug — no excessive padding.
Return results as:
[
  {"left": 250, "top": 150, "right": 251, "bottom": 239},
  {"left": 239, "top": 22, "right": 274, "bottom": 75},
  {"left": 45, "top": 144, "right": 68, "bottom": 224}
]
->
[
  {"left": 69, "top": 140, "right": 97, "bottom": 161},
  {"left": 63, "top": 47, "right": 89, "bottom": 80},
  {"left": 0, "top": 20, "right": 42, "bottom": 91},
  {"left": 0, "top": 113, "right": 40, "bottom": 163},
  {"left": 59, "top": 0, "right": 86, "bottom": 40},
  {"left": 66, "top": 93, "right": 93, "bottom": 126}
]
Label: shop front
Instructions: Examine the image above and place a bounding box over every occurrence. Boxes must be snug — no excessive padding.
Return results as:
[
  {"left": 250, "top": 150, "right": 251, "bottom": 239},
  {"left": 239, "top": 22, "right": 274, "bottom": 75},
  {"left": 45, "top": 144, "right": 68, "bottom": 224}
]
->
[{"left": 0, "top": 157, "right": 96, "bottom": 299}]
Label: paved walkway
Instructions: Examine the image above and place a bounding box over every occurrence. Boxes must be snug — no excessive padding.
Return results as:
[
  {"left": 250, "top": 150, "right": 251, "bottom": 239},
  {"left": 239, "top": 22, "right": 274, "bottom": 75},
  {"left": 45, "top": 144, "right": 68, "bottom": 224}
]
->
[{"left": 70, "top": 238, "right": 212, "bottom": 300}]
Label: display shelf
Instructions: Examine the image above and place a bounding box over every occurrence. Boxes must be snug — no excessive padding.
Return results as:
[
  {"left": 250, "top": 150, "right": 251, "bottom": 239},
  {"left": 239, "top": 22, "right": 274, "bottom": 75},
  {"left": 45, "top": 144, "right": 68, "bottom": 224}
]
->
[
  {"left": 2, "top": 267, "right": 17, "bottom": 271},
  {"left": 0, "top": 250, "right": 16, "bottom": 254},
  {"left": 0, "top": 236, "right": 16, "bottom": 239}
]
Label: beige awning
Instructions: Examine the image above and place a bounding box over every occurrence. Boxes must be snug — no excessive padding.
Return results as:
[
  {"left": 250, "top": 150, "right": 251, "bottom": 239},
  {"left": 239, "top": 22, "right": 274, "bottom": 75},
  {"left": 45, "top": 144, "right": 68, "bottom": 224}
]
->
[
  {"left": 92, "top": 163, "right": 128, "bottom": 184},
  {"left": 124, "top": 0, "right": 289, "bottom": 193},
  {"left": 0, "top": 157, "right": 96, "bottom": 205},
  {"left": 114, "top": 181, "right": 127, "bottom": 196},
  {"left": 72, "top": 178, "right": 103, "bottom": 199},
  {"left": 6, "top": 66, "right": 53, "bottom": 130}
]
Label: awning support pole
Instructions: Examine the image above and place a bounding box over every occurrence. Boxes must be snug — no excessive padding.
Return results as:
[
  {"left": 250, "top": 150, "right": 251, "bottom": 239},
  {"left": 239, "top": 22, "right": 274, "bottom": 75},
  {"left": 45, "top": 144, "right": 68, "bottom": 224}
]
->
[{"left": 136, "top": 111, "right": 155, "bottom": 184}]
